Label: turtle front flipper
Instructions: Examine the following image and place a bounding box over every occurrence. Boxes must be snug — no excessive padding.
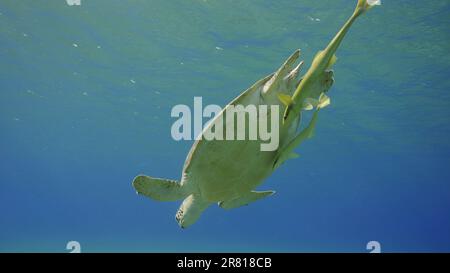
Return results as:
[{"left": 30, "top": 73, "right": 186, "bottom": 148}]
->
[
  {"left": 218, "top": 190, "right": 275, "bottom": 210},
  {"left": 132, "top": 175, "right": 188, "bottom": 201}
]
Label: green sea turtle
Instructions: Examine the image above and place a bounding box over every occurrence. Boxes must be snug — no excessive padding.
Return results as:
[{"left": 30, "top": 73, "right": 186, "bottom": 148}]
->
[{"left": 132, "top": 0, "right": 380, "bottom": 228}]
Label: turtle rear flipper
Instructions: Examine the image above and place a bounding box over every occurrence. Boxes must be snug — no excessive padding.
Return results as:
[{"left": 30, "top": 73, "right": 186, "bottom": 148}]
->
[
  {"left": 132, "top": 175, "right": 188, "bottom": 201},
  {"left": 219, "top": 190, "right": 275, "bottom": 210}
]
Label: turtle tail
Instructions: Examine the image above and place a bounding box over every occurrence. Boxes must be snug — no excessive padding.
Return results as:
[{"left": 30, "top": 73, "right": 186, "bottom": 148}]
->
[{"left": 132, "top": 175, "right": 188, "bottom": 201}]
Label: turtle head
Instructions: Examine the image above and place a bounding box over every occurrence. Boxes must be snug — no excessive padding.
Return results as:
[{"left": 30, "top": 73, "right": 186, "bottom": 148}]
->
[{"left": 175, "top": 194, "right": 209, "bottom": 229}]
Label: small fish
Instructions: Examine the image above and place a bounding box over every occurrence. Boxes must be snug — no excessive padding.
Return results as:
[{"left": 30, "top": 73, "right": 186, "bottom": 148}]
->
[{"left": 282, "top": 0, "right": 381, "bottom": 124}]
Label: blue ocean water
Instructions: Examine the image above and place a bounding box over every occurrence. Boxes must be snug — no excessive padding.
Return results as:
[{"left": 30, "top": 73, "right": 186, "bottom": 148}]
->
[{"left": 1, "top": 0, "right": 450, "bottom": 252}]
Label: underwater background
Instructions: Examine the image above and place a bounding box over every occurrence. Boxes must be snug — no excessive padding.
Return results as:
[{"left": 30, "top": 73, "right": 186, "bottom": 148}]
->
[{"left": 1, "top": 0, "right": 450, "bottom": 252}]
